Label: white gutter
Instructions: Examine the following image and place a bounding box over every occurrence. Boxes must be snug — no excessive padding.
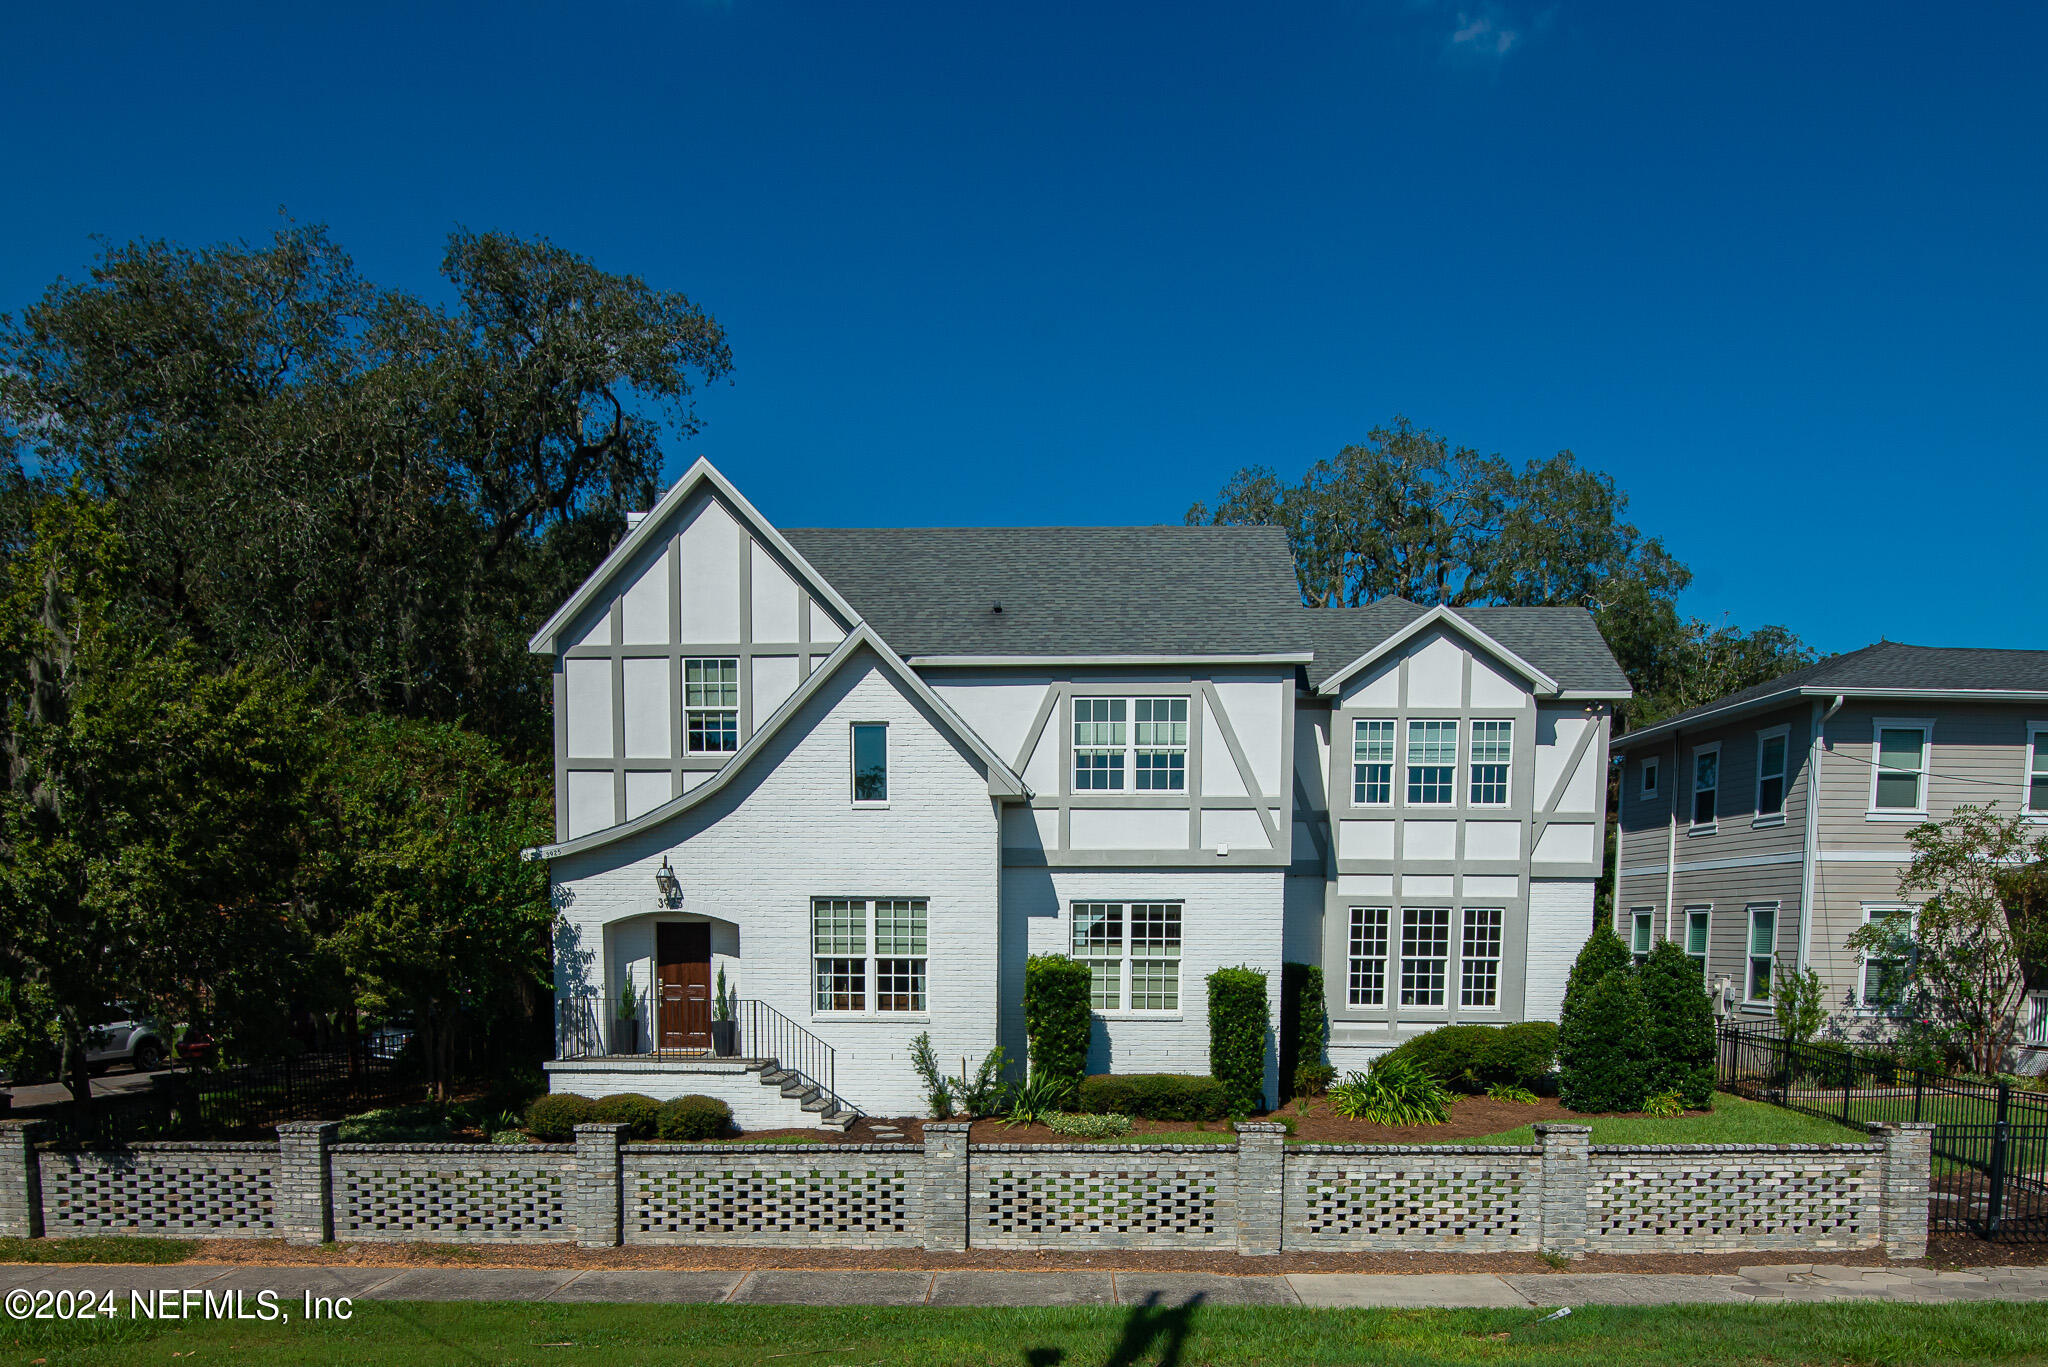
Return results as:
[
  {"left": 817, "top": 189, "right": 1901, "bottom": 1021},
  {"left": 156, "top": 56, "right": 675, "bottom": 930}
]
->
[{"left": 1795, "top": 694, "right": 1847, "bottom": 971}]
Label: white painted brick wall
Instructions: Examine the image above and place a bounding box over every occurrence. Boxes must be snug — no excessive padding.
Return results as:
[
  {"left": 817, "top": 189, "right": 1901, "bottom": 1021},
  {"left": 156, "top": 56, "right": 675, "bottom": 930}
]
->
[
  {"left": 550, "top": 650, "right": 1001, "bottom": 1118},
  {"left": 1524, "top": 879, "right": 1595, "bottom": 1023}
]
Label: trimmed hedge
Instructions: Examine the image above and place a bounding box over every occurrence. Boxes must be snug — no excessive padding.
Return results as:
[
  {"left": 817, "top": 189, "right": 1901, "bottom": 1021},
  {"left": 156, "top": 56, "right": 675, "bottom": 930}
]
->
[
  {"left": 590, "top": 1093, "right": 661, "bottom": 1139},
  {"left": 656, "top": 1094, "right": 733, "bottom": 1140},
  {"left": 524, "top": 1092, "right": 596, "bottom": 1141},
  {"left": 1639, "top": 940, "right": 1715, "bottom": 1108},
  {"left": 1024, "top": 954, "right": 1093, "bottom": 1094},
  {"left": 1559, "top": 964, "right": 1649, "bottom": 1112},
  {"left": 1385, "top": 1022, "right": 1557, "bottom": 1094},
  {"left": 1208, "top": 965, "right": 1269, "bottom": 1113},
  {"left": 1280, "top": 962, "right": 1329, "bottom": 1099},
  {"left": 1076, "top": 1073, "right": 1230, "bottom": 1122}
]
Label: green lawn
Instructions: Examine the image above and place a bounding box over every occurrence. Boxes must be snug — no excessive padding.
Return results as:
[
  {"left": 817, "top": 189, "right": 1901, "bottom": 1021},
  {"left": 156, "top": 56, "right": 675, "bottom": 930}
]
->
[
  {"left": 1294, "top": 1093, "right": 1869, "bottom": 1147},
  {"left": 0, "top": 1236, "right": 195, "bottom": 1264},
  {"left": 9, "top": 1300, "right": 2048, "bottom": 1366}
]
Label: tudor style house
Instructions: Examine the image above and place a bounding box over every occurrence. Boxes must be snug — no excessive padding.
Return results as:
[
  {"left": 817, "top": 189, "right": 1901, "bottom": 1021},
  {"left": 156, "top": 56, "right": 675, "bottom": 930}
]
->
[
  {"left": 531, "top": 459, "right": 1628, "bottom": 1126},
  {"left": 1611, "top": 642, "right": 2048, "bottom": 1058}
]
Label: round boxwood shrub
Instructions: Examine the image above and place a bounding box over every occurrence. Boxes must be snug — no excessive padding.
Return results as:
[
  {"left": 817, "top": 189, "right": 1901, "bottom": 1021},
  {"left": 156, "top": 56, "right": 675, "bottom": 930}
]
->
[
  {"left": 589, "top": 1093, "right": 661, "bottom": 1139},
  {"left": 1485, "top": 1021, "right": 1558, "bottom": 1091},
  {"left": 1639, "top": 940, "right": 1715, "bottom": 1109},
  {"left": 655, "top": 1094, "right": 733, "bottom": 1140},
  {"left": 1207, "top": 966, "right": 1269, "bottom": 1113},
  {"left": 1076, "top": 1073, "right": 1230, "bottom": 1122},
  {"left": 1559, "top": 966, "right": 1649, "bottom": 1113},
  {"left": 1024, "top": 954, "right": 1093, "bottom": 1094},
  {"left": 524, "top": 1092, "right": 596, "bottom": 1141},
  {"left": 1384, "top": 1021, "right": 1558, "bottom": 1094}
]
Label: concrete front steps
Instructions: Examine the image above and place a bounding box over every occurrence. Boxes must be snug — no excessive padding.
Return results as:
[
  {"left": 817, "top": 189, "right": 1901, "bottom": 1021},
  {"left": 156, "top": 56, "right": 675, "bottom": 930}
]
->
[
  {"left": 542, "top": 1056, "right": 859, "bottom": 1132},
  {"left": 750, "top": 1061, "right": 858, "bottom": 1131}
]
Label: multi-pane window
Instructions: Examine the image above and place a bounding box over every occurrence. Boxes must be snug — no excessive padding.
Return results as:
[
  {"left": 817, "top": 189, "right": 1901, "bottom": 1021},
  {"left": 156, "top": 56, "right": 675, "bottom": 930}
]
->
[
  {"left": 1692, "top": 747, "right": 1719, "bottom": 827},
  {"left": 1406, "top": 721, "right": 1458, "bottom": 806},
  {"left": 1399, "top": 907, "right": 1451, "bottom": 1007},
  {"left": 1133, "top": 698, "right": 1188, "bottom": 791},
  {"left": 1347, "top": 907, "right": 1390, "bottom": 1006},
  {"left": 1746, "top": 904, "right": 1776, "bottom": 1002},
  {"left": 1861, "top": 905, "right": 1912, "bottom": 1010},
  {"left": 684, "top": 658, "right": 741, "bottom": 753},
  {"left": 1468, "top": 720, "right": 1512, "bottom": 806},
  {"left": 813, "top": 898, "right": 926, "bottom": 1013},
  {"left": 1873, "top": 724, "right": 1929, "bottom": 812},
  {"left": 852, "top": 722, "right": 888, "bottom": 803},
  {"left": 1685, "top": 907, "right": 1711, "bottom": 978},
  {"left": 1756, "top": 730, "right": 1787, "bottom": 818},
  {"left": 1353, "top": 720, "right": 1395, "bottom": 805},
  {"left": 1630, "top": 908, "right": 1654, "bottom": 964},
  {"left": 1073, "top": 698, "right": 1126, "bottom": 790},
  {"left": 1071, "top": 902, "right": 1181, "bottom": 1012},
  {"left": 2030, "top": 729, "right": 2048, "bottom": 814},
  {"left": 1460, "top": 908, "right": 1504, "bottom": 1007}
]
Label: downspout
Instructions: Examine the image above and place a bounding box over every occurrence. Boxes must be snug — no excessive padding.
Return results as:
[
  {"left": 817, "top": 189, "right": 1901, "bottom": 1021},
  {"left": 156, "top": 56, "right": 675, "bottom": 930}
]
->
[
  {"left": 1796, "top": 695, "right": 1847, "bottom": 972},
  {"left": 1664, "top": 730, "right": 1681, "bottom": 943}
]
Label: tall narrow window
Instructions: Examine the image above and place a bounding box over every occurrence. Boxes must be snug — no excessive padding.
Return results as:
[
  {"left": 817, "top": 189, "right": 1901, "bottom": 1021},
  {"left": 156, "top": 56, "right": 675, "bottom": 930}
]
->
[
  {"left": 1872, "top": 723, "right": 1930, "bottom": 812},
  {"left": 1073, "top": 699, "right": 1126, "bottom": 791},
  {"left": 1347, "top": 907, "right": 1390, "bottom": 1006},
  {"left": 1400, "top": 907, "right": 1451, "bottom": 1007},
  {"left": 684, "top": 657, "right": 740, "bottom": 753},
  {"left": 1406, "top": 720, "right": 1458, "bottom": 806},
  {"left": 1685, "top": 907, "right": 1711, "bottom": 978},
  {"left": 851, "top": 723, "right": 888, "bottom": 803},
  {"left": 1133, "top": 698, "right": 1188, "bottom": 791},
  {"left": 1070, "top": 902, "right": 1181, "bottom": 1013},
  {"left": 1460, "top": 908, "right": 1504, "bottom": 1007},
  {"left": 1692, "top": 746, "right": 1720, "bottom": 828},
  {"left": 1127, "top": 903, "right": 1183, "bottom": 1011},
  {"left": 1072, "top": 903, "right": 1123, "bottom": 1009},
  {"left": 1640, "top": 756, "right": 1660, "bottom": 798},
  {"left": 1755, "top": 729, "right": 1787, "bottom": 819},
  {"left": 1630, "top": 908, "right": 1654, "bottom": 964},
  {"left": 1746, "top": 904, "right": 1776, "bottom": 1003},
  {"left": 1468, "top": 720, "right": 1512, "bottom": 806},
  {"left": 1353, "top": 720, "right": 1395, "bottom": 805},
  {"left": 2029, "top": 727, "right": 2048, "bottom": 814},
  {"left": 872, "top": 899, "right": 926, "bottom": 1011},
  {"left": 812, "top": 899, "right": 867, "bottom": 1011},
  {"left": 1860, "top": 905, "right": 1912, "bottom": 1011}
]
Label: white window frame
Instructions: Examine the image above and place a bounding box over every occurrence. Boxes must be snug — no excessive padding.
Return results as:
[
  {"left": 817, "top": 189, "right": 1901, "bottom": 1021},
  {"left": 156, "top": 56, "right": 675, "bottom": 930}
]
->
[
  {"left": 1630, "top": 907, "right": 1654, "bottom": 963},
  {"left": 1072, "top": 697, "right": 1127, "bottom": 791},
  {"left": 1683, "top": 906, "right": 1711, "bottom": 979},
  {"left": 1072, "top": 696, "right": 1189, "bottom": 793},
  {"left": 683, "top": 657, "right": 741, "bottom": 754},
  {"left": 1867, "top": 717, "right": 1933, "bottom": 820},
  {"left": 1689, "top": 741, "right": 1721, "bottom": 834},
  {"left": 1405, "top": 720, "right": 1459, "bottom": 807},
  {"left": 1753, "top": 724, "right": 1789, "bottom": 827},
  {"left": 1859, "top": 903, "right": 1915, "bottom": 1012},
  {"left": 1399, "top": 906, "right": 1451, "bottom": 1008},
  {"left": 1640, "top": 755, "right": 1659, "bottom": 799},
  {"left": 1467, "top": 720, "right": 1513, "bottom": 807},
  {"left": 2024, "top": 722, "right": 2048, "bottom": 818},
  {"left": 1459, "top": 907, "right": 1504, "bottom": 1009},
  {"left": 1070, "top": 901, "right": 1183, "bottom": 1016},
  {"left": 850, "top": 721, "right": 889, "bottom": 807},
  {"left": 1744, "top": 903, "right": 1778, "bottom": 1004},
  {"left": 811, "top": 897, "right": 929, "bottom": 1017},
  {"left": 1346, "top": 906, "right": 1390, "bottom": 1007},
  {"left": 1352, "top": 719, "right": 1395, "bottom": 807}
]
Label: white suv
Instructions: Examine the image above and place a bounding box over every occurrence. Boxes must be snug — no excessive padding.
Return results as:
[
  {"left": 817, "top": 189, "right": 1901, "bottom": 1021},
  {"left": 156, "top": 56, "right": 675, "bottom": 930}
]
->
[{"left": 85, "top": 1009, "right": 169, "bottom": 1073}]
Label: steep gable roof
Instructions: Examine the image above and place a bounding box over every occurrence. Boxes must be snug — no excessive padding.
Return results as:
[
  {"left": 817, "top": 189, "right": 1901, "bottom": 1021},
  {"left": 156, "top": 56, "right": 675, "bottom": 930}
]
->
[{"left": 1301, "top": 600, "right": 1629, "bottom": 697}]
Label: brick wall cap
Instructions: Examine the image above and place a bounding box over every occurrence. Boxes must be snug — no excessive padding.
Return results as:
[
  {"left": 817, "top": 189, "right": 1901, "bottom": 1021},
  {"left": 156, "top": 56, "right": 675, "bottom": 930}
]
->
[
  {"left": 1869, "top": 1121, "right": 1937, "bottom": 1133},
  {"left": 922, "top": 1122, "right": 973, "bottom": 1133},
  {"left": 330, "top": 1143, "right": 576, "bottom": 1155},
  {"left": 1532, "top": 1123, "right": 1592, "bottom": 1136},
  {"left": 1289, "top": 1144, "right": 1540, "bottom": 1156},
  {"left": 971, "top": 1143, "right": 1236, "bottom": 1154},
  {"left": 1233, "top": 1122, "right": 1287, "bottom": 1134},
  {"left": 571, "top": 1123, "right": 632, "bottom": 1136},
  {"left": 1590, "top": 1143, "right": 1883, "bottom": 1154},
  {"left": 621, "top": 1143, "right": 919, "bottom": 1155},
  {"left": 275, "top": 1120, "right": 340, "bottom": 1135}
]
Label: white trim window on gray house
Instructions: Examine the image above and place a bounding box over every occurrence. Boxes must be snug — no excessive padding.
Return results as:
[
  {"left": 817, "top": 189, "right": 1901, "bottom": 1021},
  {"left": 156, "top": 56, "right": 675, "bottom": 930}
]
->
[
  {"left": 528, "top": 459, "right": 1630, "bottom": 1126},
  {"left": 1611, "top": 641, "right": 2048, "bottom": 1069}
]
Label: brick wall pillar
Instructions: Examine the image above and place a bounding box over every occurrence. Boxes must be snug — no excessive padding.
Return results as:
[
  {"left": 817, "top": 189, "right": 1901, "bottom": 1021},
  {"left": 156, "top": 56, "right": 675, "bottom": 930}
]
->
[
  {"left": 1232, "top": 1121, "right": 1286, "bottom": 1255},
  {"left": 574, "top": 1122, "right": 629, "bottom": 1248},
  {"left": 275, "top": 1120, "right": 337, "bottom": 1245},
  {"left": 1535, "top": 1123, "right": 1591, "bottom": 1259},
  {"left": 0, "top": 1120, "right": 42, "bottom": 1239},
  {"left": 1874, "top": 1121, "right": 1933, "bottom": 1261},
  {"left": 921, "top": 1122, "right": 972, "bottom": 1251}
]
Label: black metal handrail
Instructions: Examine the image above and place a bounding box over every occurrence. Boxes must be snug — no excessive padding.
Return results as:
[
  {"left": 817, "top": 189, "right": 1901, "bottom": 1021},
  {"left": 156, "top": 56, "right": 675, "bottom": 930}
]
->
[{"left": 554, "top": 986, "right": 844, "bottom": 1116}]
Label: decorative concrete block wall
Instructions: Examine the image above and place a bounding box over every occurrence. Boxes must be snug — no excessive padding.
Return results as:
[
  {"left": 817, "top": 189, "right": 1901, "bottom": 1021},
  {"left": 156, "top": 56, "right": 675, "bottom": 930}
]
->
[{"left": 0, "top": 1117, "right": 1934, "bottom": 1259}]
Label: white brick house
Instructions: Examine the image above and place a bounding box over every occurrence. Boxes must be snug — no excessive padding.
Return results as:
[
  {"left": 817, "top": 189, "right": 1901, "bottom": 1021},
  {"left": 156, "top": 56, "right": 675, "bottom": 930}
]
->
[{"left": 532, "top": 460, "right": 1629, "bottom": 1124}]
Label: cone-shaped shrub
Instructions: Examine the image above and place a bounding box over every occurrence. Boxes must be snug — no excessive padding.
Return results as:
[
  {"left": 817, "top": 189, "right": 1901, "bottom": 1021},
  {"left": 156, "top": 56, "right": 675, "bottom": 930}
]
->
[
  {"left": 1563, "top": 924, "right": 1633, "bottom": 1020},
  {"left": 1639, "top": 940, "right": 1716, "bottom": 1109},
  {"left": 1559, "top": 965, "right": 1649, "bottom": 1112},
  {"left": 1024, "top": 954, "right": 1093, "bottom": 1093}
]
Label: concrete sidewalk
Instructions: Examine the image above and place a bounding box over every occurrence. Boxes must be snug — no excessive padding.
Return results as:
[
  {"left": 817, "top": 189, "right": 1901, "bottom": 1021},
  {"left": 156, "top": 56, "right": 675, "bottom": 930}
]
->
[{"left": 5, "top": 1263, "right": 2046, "bottom": 1308}]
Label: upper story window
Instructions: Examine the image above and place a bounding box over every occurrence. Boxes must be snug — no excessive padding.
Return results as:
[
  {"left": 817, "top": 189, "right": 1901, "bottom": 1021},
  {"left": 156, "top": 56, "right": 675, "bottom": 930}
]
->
[
  {"left": 2026, "top": 725, "right": 2048, "bottom": 814},
  {"left": 684, "top": 657, "right": 740, "bottom": 753},
  {"left": 1640, "top": 756, "right": 1659, "bottom": 798},
  {"left": 1406, "top": 720, "right": 1458, "bottom": 806},
  {"left": 1684, "top": 907, "right": 1711, "bottom": 978},
  {"left": 1072, "top": 902, "right": 1182, "bottom": 1013},
  {"left": 1072, "top": 697, "right": 1187, "bottom": 792},
  {"left": 851, "top": 722, "right": 888, "bottom": 804},
  {"left": 1353, "top": 720, "right": 1395, "bottom": 805},
  {"left": 1073, "top": 698, "right": 1125, "bottom": 790},
  {"left": 1755, "top": 727, "right": 1788, "bottom": 822},
  {"left": 1133, "top": 698, "right": 1189, "bottom": 791},
  {"left": 1691, "top": 743, "right": 1720, "bottom": 830},
  {"left": 1469, "top": 720, "right": 1512, "bottom": 806},
  {"left": 1870, "top": 720, "right": 1932, "bottom": 815}
]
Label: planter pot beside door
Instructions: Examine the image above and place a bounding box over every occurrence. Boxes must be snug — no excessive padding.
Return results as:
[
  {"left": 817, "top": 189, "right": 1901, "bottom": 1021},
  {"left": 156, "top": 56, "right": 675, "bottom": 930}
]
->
[
  {"left": 613, "top": 1018, "right": 640, "bottom": 1055},
  {"left": 711, "top": 1020, "right": 737, "bottom": 1057}
]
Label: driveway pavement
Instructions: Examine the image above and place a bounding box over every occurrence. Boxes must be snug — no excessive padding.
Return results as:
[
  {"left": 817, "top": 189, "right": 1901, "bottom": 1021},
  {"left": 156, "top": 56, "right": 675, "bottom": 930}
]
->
[{"left": 4, "top": 1066, "right": 159, "bottom": 1110}]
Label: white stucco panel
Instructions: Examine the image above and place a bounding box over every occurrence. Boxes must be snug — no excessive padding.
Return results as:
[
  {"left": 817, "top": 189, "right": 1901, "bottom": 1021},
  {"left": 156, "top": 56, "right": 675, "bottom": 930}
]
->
[
  {"left": 1000, "top": 806, "right": 1057, "bottom": 853},
  {"left": 809, "top": 600, "right": 845, "bottom": 645},
  {"left": 1533, "top": 822, "right": 1598, "bottom": 864},
  {"left": 749, "top": 542, "right": 802, "bottom": 644},
  {"left": 1069, "top": 807, "right": 1187, "bottom": 851},
  {"left": 1534, "top": 710, "right": 1588, "bottom": 802},
  {"left": 1210, "top": 678, "right": 1283, "bottom": 798},
  {"left": 1555, "top": 741, "right": 1601, "bottom": 814},
  {"left": 1337, "top": 873, "right": 1394, "bottom": 896},
  {"left": 1468, "top": 652, "right": 1529, "bottom": 709},
  {"left": 931, "top": 681, "right": 1048, "bottom": 770},
  {"left": 678, "top": 498, "right": 743, "bottom": 643},
  {"left": 1463, "top": 875, "right": 1520, "bottom": 900},
  {"left": 1200, "top": 808, "right": 1269, "bottom": 852},
  {"left": 624, "top": 770, "right": 673, "bottom": 820},
  {"left": 566, "top": 770, "right": 614, "bottom": 838},
  {"left": 1464, "top": 821, "right": 1522, "bottom": 861},
  {"left": 1405, "top": 633, "right": 1465, "bottom": 708},
  {"left": 566, "top": 658, "right": 614, "bottom": 758},
  {"left": 1402, "top": 820, "right": 1457, "bottom": 861},
  {"left": 1339, "top": 660, "right": 1398, "bottom": 709},
  {"left": 1201, "top": 694, "right": 1248, "bottom": 797},
  {"left": 619, "top": 545, "right": 671, "bottom": 645},
  {"left": 1337, "top": 820, "right": 1395, "bottom": 860},
  {"left": 622, "top": 657, "right": 671, "bottom": 758}
]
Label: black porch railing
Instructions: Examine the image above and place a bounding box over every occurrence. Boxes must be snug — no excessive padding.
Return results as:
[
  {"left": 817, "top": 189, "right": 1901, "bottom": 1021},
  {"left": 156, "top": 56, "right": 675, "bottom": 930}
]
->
[
  {"left": 1716, "top": 1021, "right": 2048, "bottom": 1242},
  {"left": 557, "top": 995, "right": 841, "bottom": 1115}
]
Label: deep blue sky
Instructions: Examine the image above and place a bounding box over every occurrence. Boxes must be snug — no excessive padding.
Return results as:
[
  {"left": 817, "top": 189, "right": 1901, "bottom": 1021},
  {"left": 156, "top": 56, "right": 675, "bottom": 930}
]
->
[{"left": 3, "top": 3, "right": 2041, "bottom": 653}]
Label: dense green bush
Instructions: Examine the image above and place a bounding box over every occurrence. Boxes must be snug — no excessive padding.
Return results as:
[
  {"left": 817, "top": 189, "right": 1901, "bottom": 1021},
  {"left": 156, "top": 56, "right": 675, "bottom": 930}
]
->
[
  {"left": 589, "top": 1093, "right": 661, "bottom": 1139},
  {"left": 523, "top": 1092, "right": 596, "bottom": 1141},
  {"left": 1385, "top": 1022, "right": 1557, "bottom": 1093},
  {"left": 1638, "top": 940, "right": 1716, "bottom": 1108},
  {"left": 335, "top": 1103, "right": 454, "bottom": 1143},
  {"left": 1076, "top": 1073, "right": 1230, "bottom": 1121},
  {"left": 1327, "top": 1055, "right": 1452, "bottom": 1126},
  {"left": 1294, "top": 1063, "right": 1337, "bottom": 1096},
  {"left": 1046, "top": 1111, "right": 1133, "bottom": 1139},
  {"left": 1563, "top": 925, "right": 1632, "bottom": 1019},
  {"left": 1207, "top": 965, "right": 1269, "bottom": 1113},
  {"left": 1023, "top": 954, "right": 1093, "bottom": 1093},
  {"left": 1485, "top": 1021, "right": 1559, "bottom": 1090},
  {"left": 1279, "top": 963, "right": 1329, "bottom": 1099},
  {"left": 1558, "top": 966, "right": 1649, "bottom": 1113},
  {"left": 655, "top": 1094, "right": 733, "bottom": 1140}
]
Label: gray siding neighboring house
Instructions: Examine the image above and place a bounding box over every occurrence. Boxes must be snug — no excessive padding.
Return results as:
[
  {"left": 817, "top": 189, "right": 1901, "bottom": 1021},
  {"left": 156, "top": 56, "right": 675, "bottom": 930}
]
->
[{"left": 1612, "top": 642, "right": 2048, "bottom": 1059}]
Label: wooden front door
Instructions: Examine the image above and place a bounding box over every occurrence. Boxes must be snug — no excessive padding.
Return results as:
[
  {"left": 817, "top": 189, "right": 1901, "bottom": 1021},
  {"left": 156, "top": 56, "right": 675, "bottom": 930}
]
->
[{"left": 656, "top": 922, "right": 712, "bottom": 1051}]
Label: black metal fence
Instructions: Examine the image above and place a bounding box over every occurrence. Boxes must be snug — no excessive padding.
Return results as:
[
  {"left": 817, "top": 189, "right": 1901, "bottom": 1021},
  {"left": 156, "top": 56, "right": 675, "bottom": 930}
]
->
[
  {"left": 1717, "top": 1022, "right": 2048, "bottom": 1242},
  {"left": 26, "top": 1046, "right": 419, "bottom": 1147}
]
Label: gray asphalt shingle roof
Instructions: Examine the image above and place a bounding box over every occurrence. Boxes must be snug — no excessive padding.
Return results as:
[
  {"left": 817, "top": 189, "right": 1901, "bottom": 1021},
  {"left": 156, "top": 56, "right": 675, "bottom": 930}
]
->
[{"left": 1296, "top": 601, "right": 1630, "bottom": 693}]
